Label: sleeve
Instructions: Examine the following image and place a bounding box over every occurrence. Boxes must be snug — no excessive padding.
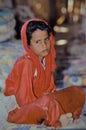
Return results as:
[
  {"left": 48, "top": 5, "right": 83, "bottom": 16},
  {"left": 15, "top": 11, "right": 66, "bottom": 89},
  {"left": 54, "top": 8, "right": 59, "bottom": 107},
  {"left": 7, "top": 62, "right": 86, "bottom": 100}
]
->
[
  {"left": 4, "top": 60, "right": 20, "bottom": 96},
  {"left": 4, "top": 58, "right": 36, "bottom": 106}
]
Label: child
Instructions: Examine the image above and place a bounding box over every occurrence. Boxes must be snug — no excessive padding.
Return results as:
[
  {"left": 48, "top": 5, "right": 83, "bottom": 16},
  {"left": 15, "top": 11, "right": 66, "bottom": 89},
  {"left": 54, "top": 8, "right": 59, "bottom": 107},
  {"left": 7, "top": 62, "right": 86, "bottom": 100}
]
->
[{"left": 4, "top": 18, "right": 85, "bottom": 128}]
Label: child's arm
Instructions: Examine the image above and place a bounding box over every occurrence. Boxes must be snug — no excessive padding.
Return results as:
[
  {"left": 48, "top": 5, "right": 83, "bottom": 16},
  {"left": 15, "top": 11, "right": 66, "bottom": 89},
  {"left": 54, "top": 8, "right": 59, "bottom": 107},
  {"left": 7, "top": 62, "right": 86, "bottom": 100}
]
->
[
  {"left": 4, "top": 60, "right": 19, "bottom": 96},
  {"left": 4, "top": 57, "right": 36, "bottom": 106}
]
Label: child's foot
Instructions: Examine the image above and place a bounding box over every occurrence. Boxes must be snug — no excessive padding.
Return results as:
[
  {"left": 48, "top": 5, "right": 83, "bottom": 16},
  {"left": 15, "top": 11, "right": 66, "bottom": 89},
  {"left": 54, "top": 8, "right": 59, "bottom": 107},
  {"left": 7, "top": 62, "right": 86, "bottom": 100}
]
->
[{"left": 59, "top": 113, "right": 73, "bottom": 127}]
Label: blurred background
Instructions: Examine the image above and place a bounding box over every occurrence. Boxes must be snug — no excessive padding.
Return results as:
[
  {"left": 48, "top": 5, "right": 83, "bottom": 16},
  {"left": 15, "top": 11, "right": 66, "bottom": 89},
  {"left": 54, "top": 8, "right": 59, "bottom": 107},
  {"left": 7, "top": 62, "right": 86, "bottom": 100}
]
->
[
  {"left": 0, "top": 0, "right": 86, "bottom": 88},
  {"left": 0, "top": 1, "right": 86, "bottom": 129}
]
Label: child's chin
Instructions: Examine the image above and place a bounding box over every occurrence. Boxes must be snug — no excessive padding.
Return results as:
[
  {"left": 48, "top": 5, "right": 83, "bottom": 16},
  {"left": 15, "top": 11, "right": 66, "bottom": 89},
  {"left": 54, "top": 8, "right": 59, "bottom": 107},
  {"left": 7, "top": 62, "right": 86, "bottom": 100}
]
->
[{"left": 44, "top": 51, "right": 49, "bottom": 56}]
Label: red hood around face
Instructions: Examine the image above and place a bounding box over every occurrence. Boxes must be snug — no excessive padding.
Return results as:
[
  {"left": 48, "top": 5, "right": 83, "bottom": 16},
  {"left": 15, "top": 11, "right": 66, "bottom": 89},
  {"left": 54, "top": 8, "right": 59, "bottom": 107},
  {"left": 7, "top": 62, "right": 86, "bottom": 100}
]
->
[{"left": 21, "top": 18, "right": 56, "bottom": 71}]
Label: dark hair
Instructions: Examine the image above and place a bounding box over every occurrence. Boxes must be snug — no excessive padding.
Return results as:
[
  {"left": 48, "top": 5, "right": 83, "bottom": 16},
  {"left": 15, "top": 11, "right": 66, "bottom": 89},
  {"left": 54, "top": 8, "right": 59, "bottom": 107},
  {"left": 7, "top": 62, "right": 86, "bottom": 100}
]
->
[{"left": 26, "top": 20, "right": 52, "bottom": 45}]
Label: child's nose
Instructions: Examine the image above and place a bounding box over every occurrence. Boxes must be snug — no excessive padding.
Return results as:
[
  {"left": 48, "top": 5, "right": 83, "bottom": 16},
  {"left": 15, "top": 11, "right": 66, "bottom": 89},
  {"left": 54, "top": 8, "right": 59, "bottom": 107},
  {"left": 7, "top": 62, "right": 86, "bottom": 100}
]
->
[{"left": 42, "top": 41, "right": 47, "bottom": 48}]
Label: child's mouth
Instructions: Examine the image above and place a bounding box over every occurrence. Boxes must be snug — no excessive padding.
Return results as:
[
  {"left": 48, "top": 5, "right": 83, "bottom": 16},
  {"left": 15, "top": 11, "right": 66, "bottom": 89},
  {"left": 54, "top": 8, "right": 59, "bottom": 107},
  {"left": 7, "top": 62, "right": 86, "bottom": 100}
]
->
[{"left": 42, "top": 49, "right": 48, "bottom": 52}]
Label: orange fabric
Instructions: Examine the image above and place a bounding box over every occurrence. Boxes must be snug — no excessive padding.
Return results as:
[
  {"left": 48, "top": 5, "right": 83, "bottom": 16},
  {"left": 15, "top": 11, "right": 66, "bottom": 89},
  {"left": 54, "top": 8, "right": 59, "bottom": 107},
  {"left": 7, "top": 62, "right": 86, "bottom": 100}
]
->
[
  {"left": 7, "top": 103, "right": 47, "bottom": 124},
  {"left": 51, "top": 86, "right": 85, "bottom": 119},
  {"left": 7, "top": 95, "right": 61, "bottom": 127},
  {"left": 4, "top": 18, "right": 56, "bottom": 106},
  {"left": 4, "top": 18, "right": 85, "bottom": 128},
  {"left": 4, "top": 18, "right": 60, "bottom": 127}
]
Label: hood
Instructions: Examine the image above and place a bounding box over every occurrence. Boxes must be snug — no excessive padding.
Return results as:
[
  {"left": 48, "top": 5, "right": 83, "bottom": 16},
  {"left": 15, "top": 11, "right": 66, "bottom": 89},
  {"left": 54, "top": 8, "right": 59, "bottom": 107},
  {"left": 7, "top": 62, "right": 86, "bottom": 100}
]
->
[{"left": 21, "top": 18, "right": 56, "bottom": 71}]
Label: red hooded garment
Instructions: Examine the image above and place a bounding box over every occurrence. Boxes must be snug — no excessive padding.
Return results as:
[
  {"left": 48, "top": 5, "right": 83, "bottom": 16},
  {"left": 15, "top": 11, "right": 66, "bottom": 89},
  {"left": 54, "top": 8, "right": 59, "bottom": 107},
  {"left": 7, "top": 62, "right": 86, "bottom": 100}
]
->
[{"left": 4, "top": 18, "right": 85, "bottom": 128}]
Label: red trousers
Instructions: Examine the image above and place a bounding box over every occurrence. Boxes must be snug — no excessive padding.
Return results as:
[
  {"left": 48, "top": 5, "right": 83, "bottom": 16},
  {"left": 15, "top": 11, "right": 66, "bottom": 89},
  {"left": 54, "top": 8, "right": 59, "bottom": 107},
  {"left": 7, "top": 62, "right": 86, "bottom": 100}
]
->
[{"left": 7, "top": 86, "right": 85, "bottom": 128}]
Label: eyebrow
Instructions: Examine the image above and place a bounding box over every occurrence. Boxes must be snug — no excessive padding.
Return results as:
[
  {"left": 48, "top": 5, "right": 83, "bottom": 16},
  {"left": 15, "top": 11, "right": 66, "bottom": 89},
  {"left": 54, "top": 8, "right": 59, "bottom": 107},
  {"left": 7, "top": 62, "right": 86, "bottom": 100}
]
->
[
  {"left": 36, "top": 36, "right": 49, "bottom": 42},
  {"left": 45, "top": 36, "right": 49, "bottom": 39}
]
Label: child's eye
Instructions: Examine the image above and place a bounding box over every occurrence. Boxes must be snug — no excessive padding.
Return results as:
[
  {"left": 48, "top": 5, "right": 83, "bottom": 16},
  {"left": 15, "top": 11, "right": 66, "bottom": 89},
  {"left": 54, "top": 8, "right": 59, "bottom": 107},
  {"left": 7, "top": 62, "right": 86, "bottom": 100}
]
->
[
  {"left": 45, "top": 37, "right": 49, "bottom": 42},
  {"left": 36, "top": 40, "right": 41, "bottom": 44}
]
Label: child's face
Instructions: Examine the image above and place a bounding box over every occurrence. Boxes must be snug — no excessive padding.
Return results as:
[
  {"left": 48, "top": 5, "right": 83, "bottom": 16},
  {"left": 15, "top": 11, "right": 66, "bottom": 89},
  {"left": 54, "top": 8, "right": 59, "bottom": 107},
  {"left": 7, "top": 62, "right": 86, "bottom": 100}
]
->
[{"left": 30, "top": 29, "right": 51, "bottom": 60}]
